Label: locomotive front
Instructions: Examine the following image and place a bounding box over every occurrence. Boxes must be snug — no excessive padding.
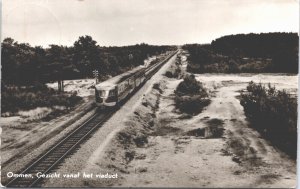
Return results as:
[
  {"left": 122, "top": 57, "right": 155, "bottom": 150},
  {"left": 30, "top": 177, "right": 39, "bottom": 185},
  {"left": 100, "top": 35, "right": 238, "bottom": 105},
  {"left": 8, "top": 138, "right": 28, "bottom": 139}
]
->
[{"left": 95, "top": 83, "right": 118, "bottom": 107}]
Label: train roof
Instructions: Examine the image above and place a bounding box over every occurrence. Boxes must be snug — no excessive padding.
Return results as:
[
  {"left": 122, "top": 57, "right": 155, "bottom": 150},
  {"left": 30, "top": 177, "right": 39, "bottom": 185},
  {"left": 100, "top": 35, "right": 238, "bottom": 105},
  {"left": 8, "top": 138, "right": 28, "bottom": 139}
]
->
[{"left": 95, "top": 65, "right": 145, "bottom": 89}]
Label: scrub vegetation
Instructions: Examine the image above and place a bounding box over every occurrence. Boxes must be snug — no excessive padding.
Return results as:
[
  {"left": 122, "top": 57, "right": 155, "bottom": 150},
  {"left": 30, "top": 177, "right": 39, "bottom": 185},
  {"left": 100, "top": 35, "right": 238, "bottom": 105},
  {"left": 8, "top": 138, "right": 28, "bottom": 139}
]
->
[
  {"left": 175, "top": 74, "right": 210, "bottom": 115},
  {"left": 1, "top": 84, "right": 82, "bottom": 115},
  {"left": 240, "top": 81, "right": 297, "bottom": 158},
  {"left": 165, "top": 54, "right": 184, "bottom": 79}
]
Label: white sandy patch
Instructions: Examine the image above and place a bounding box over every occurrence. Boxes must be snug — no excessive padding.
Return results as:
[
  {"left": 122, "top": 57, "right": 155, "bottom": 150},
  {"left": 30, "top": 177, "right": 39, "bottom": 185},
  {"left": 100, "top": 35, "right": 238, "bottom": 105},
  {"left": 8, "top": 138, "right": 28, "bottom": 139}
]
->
[
  {"left": 47, "top": 79, "right": 96, "bottom": 97},
  {"left": 0, "top": 116, "right": 22, "bottom": 125},
  {"left": 143, "top": 56, "right": 157, "bottom": 67},
  {"left": 195, "top": 73, "right": 298, "bottom": 95},
  {"left": 18, "top": 107, "right": 53, "bottom": 118}
]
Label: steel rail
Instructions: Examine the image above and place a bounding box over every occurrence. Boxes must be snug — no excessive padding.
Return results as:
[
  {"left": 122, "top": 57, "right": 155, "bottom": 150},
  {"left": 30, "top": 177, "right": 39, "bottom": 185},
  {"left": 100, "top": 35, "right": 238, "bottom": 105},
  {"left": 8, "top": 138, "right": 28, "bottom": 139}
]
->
[{"left": 5, "top": 111, "right": 113, "bottom": 187}]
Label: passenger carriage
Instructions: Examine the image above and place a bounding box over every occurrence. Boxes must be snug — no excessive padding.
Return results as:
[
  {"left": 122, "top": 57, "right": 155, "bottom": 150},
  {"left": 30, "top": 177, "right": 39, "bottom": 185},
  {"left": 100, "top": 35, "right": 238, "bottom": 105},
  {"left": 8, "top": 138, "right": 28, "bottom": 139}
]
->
[
  {"left": 95, "top": 49, "right": 178, "bottom": 108},
  {"left": 95, "top": 66, "right": 146, "bottom": 107}
]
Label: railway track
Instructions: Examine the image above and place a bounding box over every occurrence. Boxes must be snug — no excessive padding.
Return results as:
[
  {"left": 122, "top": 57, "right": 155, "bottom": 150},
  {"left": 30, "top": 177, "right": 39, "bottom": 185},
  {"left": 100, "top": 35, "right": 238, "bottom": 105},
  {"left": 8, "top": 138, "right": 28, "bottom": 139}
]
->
[
  {"left": 5, "top": 110, "right": 114, "bottom": 188},
  {"left": 5, "top": 50, "right": 178, "bottom": 188}
]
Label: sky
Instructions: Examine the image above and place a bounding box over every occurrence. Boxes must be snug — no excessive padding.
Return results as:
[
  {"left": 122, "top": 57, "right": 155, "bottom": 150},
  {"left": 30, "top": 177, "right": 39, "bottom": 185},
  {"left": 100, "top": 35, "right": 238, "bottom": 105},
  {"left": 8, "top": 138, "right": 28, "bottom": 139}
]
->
[{"left": 2, "top": 0, "right": 299, "bottom": 47}]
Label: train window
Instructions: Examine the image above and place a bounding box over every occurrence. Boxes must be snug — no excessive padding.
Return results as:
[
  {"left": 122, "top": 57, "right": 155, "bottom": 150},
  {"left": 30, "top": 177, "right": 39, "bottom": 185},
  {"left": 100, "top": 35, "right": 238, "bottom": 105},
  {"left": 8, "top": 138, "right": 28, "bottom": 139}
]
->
[
  {"left": 120, "top": 85, "right": 124, "bottom": 93},
  {"left": 99, "top": 90, "right": 106, "bottom": 97},
  {"left": 109, "top": 89, "right": 116, "bottom": 97},
  {"left": 129, "top": 78, "right": 134, "bottom": 84}
]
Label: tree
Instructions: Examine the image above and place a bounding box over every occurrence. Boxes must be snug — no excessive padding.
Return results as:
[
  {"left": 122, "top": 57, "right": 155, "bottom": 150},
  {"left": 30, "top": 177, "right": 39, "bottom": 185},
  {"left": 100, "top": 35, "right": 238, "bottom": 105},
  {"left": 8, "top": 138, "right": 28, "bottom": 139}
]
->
[
  {"left": 73, "top": 35, "right": 100, "bottom": 78},
  {"left": 1, "top": 38, "right": 18, "bottom": 84},
  {"left": 1, "top": 36, "right": 174, "bottom": 87},
  {"left": 1, "top": 38, "right": 38, "bottom": 85},
  {"left": 44, "top": 45, "right": 78, "bottom": 92}
]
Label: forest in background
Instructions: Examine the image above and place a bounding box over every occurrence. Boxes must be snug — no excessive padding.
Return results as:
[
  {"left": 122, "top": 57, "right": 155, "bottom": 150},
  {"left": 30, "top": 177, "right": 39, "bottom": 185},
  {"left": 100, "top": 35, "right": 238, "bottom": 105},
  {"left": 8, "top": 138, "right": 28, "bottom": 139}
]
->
[
  {"left": 183, "top": 32, "right": 298, "bottom": 73},
  {"left": 1, "top": 36, "right": 175, "bottom": 113},
  {"left": 1, "top": 35, "right": 175, "bottom": 86}
]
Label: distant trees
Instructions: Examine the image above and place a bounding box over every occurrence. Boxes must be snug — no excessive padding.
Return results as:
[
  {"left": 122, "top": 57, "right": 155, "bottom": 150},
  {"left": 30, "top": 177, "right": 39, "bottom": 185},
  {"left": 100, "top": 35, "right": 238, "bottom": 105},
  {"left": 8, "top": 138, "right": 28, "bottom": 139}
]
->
[
  {"left": 211, "top": 32, "right": 298, "bottom": 73},
  {"left": 1, "top": 36, "right": 175, "bottom": 87},
  {"left": 2, "top": 38, "right": 37, "bottom": 85},
  {"left": 183, "top": 32, "right": 299, "bottom": 73},
  {"left": 187, "top": 45, "right": 212, "bottom": 69}
]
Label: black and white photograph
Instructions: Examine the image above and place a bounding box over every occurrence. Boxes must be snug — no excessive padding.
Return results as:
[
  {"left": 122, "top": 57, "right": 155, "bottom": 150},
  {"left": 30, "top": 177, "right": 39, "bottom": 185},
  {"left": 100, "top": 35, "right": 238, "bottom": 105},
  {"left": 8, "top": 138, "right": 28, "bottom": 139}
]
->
[{"left": 1, "top": 0, "right": 298, "bottom": 188}]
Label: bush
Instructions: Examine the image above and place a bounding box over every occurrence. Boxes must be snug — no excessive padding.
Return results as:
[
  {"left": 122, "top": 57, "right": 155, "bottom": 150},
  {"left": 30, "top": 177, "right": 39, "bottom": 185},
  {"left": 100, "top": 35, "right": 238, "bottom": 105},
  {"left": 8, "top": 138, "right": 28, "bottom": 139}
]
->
[
  {"left": 175, "top": 74, "right": 207, "bottom": 97},
  {"left": 175, "top": 95, "right": 210, "bottom": 115},
  {"left": 175, "top": 74, "right": 210, "bottom": 115},
  {"left": 240, "top": 81, "right": 297, "bottom": 158},
  {"left": 165, "top": 71, "right": 174, "bottom": 78},
  {"left": 1, "top": 84, "right": 82, "bottom": 114},
  {"left": 165, "top": 62, "right": 182, "bottom": 79},
  {"left": 152, "top": 83, "right": 163, "bottom": 94}
]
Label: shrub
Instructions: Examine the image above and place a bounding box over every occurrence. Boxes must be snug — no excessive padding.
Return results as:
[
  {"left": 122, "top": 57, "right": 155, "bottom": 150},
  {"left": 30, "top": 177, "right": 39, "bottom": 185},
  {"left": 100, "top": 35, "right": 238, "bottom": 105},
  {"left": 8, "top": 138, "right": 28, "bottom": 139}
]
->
[
  {"left": 165, "top": 63, "right": 182, "bottom": 79},
  {"left": 152, "top": 83, "right": 163, "bottom": 94},
  {"left": 240, "top": 81, "right": 297, "bottom": 158},
  {"left": 1, "top": 84, "right": 82, "bottom": 114},
  {"left": 175, "top": 95, "right": 210, "bottom": 115},
  {"left": 165, "top": 71, "right": 174, "bottom": 78},
  {"left": 175, "top": 74, "right": 210, "bottom": 115},
  {"left": 175, "top": 74, "right": 207, "bottom": 97}
]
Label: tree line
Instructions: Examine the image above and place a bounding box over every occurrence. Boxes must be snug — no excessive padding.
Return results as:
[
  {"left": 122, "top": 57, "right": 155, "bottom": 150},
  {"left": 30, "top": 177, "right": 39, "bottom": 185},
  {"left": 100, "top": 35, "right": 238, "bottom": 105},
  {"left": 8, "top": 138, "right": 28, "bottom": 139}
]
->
[
  {"left": 183, "top": 32, "right": 298, "bottom": 73},
  {"left": 1, "top": 35, "right": 175, "bottom": 87}
]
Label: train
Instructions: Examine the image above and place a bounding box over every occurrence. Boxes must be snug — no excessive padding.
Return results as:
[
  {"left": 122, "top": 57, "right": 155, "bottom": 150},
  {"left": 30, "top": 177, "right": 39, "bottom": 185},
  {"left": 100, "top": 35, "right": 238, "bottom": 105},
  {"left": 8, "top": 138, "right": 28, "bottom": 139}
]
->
[{"left": 95, "top": 50, "right": 178, "bottom": 108}]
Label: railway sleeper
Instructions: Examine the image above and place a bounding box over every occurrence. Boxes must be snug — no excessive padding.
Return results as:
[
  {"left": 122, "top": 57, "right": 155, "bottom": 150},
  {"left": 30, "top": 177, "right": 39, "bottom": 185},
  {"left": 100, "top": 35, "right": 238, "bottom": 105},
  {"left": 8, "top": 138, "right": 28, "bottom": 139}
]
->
[
  {"left": 48, "top": 152, "right": 68, "bottom": 156},
  {"left": 59, "top": 141, "right": 78, "bottom": 146},
  {"left": 58, "top": 144, "right": 78, "bottom": 149},
  {"left": 41, "top": 157, "right": 64, "bottom": 162}
]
